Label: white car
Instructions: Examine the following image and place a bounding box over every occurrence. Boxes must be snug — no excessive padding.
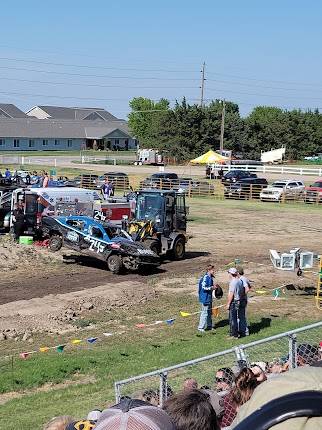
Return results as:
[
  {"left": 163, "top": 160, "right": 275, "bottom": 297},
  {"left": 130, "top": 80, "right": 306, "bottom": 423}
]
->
[{"left": 260, "top": 180, "right": 305, "bottom": 202}]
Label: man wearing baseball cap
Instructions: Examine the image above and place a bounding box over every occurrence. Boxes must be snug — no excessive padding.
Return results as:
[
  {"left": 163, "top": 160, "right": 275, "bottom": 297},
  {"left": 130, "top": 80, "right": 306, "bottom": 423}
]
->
[
  {"left": 226, "top": 267, "right": 247, "bottom": 338},
  {"left": 94, "top": 399, "right": 176, "bottom": 430}
]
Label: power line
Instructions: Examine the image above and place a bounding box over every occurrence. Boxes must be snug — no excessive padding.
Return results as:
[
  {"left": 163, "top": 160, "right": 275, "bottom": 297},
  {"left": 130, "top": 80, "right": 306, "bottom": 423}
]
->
[
  {"left": 0, "top": 56, "right": 198, "bottom": 74},
  {"left": 0, "top": 76, "right": 197, "bottom": 90},
  {"left": 207, "top": 78, "right": 322, "bottom": 93},
  {"left": 206, "top": 71, "right": 322, "bottom": 88},
  {"left": 207, "top": 87, "right": 322, "bottom": 101},
  {"left": 0, "top": 65, "right": 199, "bottom": 81}
]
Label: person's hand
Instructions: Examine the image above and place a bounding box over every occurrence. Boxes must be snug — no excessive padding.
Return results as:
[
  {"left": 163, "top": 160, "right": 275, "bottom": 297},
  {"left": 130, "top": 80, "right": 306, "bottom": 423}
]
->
[{"left": 226, "top": 304, "right": 230, "bottom": 310}]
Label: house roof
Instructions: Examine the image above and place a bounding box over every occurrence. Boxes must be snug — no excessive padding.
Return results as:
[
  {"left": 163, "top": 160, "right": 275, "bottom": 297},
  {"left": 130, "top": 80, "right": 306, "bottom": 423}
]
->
[
  {"left": 0, "top": 104, "right": 28, "bottom": 118},
  {"left": 0, "top": 118, "right": 132, "bottom": 139},
  {"left": 26, "top": 105, "right": 119, "bottom": 121}
]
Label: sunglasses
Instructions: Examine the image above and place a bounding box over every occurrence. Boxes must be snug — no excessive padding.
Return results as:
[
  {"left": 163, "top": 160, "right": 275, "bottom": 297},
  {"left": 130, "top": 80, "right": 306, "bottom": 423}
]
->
[{"left": 215, "top": 377, "right": 227, "bottom": 383}]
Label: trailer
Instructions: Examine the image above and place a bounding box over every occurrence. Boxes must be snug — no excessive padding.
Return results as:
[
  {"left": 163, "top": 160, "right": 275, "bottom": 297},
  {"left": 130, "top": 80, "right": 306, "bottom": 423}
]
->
[{"left": 134, "top": 149, "right": 164, "bottom": 166}]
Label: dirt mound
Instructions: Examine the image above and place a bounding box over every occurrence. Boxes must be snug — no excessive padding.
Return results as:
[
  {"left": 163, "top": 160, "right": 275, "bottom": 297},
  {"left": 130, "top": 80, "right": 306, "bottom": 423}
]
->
[{"left": 0, "top": 235, "right": 62, "bottom": 272}]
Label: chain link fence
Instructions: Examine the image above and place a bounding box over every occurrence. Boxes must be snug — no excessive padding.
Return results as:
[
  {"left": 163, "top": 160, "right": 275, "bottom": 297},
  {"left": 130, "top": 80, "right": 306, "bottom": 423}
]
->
[{"left": 115, "top": 321, "right": 322, "bottom": 409}]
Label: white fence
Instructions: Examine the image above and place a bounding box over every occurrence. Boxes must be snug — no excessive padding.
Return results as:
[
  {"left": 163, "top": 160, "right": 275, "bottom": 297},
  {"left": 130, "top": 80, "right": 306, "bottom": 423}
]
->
[{"left": 212, "top": 163, "right": 322, "bottom": 176}]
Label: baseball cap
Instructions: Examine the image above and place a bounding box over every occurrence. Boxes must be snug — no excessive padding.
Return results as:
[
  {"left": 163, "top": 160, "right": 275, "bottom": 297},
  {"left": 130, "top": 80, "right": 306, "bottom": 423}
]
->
[
  {"left": 87, "top": 409, "right": 102, "bottom": 421},
  {"left": 95, "top": 399, "right": 176, "bottom": 430},
  {"left": 228, "top": 267, "right": 238, "bottom": 275}
]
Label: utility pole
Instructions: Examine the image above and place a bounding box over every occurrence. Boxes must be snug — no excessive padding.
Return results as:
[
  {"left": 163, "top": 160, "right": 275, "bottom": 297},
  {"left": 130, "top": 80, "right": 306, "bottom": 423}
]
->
[
  {"left": 200, "top": 62, "right": 206, "bottom": 107},
  {"left": 219, "top": 99, "right": 226, "bottom": 152}
]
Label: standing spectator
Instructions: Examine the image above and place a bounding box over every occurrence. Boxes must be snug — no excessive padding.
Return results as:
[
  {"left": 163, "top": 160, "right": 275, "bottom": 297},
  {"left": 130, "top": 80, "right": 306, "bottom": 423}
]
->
[
  {"left": 12, "top": 203, "right": 25, "bottom": 241},
  {"left": 164, "top": 389, "right": 220, "bottom": 430},
  {"left": 198, "top": 265, "right": 220, "bottom": 332},
  {"left": 183, "top": 377, "right": 198, "bottom": 391},
  {"left": 237, "top": 266, "right": 251, "bottom": 336},
  {"left": 25, "top": 172, "right": 31, "bottom": 185},
  {"left": 109, "top": 180, "right": 115, "bottom": 197},
  {"left": 4, "top": 168, "right": 11, "bottom": 179},
  {"left": 43, "top": 172, "right": 49, "bottom": 188},
  {"left": 101, "top": 178, "right": 111, "bottom": 200},
  {"left": 226, "top": 267, "right": 247, "bottom": 338},
  {"left": 215, "top": 368, "right": 236, "bottom": 428}
]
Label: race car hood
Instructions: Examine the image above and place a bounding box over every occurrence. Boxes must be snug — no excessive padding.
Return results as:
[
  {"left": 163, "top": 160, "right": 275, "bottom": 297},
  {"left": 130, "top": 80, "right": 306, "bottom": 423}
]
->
[{"left": 112, "top": 237, "right": 159, "bottom": 258}]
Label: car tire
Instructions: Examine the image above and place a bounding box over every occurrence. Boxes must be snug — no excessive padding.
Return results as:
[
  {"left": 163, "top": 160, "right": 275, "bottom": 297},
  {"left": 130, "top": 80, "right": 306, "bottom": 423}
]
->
[
  {"left": 107, "top": 254, "right": 122, "bottom": 274},
  {"left": 148, "top": 240, "right": 160, "bottom": 255},
  {"left": 171, "top": 237, "right": 185, "bottom": 260},
  {"left": 49, "top": 235, "right": 63, "bottom": 252}
]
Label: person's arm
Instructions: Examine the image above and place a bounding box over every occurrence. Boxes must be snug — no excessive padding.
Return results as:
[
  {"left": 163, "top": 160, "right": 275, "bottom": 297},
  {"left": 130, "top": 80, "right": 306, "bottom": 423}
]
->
[
  {"left": 226, "top": 291, "right": 234, "bottom": 310},
  {"left": 245, "top": 279, "right": 251, "bottom": 293},
  {"left": 201, "top": 275, "right": 212, "bottom": 292}
]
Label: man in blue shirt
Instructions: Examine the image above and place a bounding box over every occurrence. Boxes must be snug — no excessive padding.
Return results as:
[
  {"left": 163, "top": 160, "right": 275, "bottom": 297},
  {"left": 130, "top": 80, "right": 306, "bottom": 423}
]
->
[
  {"left": 4, "top": 168, "right": 11, "bottom": 179},
  {"left": 198, "top": 264, "right": 220, "bottom": 332}
]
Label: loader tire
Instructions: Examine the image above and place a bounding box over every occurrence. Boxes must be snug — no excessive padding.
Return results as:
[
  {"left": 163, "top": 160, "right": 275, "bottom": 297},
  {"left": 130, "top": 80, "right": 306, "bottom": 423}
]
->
[{"left": 172, "top": 237, "right": 185, "bottom": 260}]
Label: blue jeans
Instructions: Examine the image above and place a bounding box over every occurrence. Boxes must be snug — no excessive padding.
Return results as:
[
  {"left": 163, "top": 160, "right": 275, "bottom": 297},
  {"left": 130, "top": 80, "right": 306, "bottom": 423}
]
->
[
  {"left": 229, "top": 301, "right": 247, "bottom": 337},
  {"left": 198, "top": 303, "right": 212, "bottom": 330}
]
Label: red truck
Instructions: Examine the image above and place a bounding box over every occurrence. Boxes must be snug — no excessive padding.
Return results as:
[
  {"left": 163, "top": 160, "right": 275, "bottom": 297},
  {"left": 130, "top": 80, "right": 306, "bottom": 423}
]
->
[{"left": 304, "top": 179, "right": 322, "bottom": 203}]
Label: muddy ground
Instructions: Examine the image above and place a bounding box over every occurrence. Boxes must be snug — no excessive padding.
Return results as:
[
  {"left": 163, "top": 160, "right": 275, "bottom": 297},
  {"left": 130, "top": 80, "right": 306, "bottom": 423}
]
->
[{"left": 0, "top": 200, "right": 321, "bottom": 337}]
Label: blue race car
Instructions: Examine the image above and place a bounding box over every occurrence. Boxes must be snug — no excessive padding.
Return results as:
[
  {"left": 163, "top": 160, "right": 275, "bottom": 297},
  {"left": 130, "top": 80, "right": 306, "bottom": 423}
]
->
[{"left": 41, "top": 215, "right": 160, "bottom": 274}]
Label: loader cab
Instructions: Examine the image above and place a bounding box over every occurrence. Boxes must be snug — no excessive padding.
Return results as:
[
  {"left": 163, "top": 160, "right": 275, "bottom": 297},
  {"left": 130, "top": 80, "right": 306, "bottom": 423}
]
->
[{"left": 134, "top": 190, "right": 186, "bottom": 236}]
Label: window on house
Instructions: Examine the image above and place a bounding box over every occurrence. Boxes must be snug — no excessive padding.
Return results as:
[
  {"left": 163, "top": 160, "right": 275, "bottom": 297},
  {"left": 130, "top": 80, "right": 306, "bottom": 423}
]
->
[
  {"left": 43, "top": 139, "right": 48, "bottom": 146},
  {"left": 55, "top": 139, "right": 60, "bottom": 146},
  {"left": 0, "top": 139, "right": 5, "bottom": 146},
  {"left": 114, "top": 139, "right": 119, "bottom": 145},
  {"left": 13, "top": 139, "right": 20, "bottom": 148},
  {"left": 29, "top": 139, "right": 35, "bottom": 148},
  {"left": 67, "top": 139, "right": 73, "bottom": 147}
]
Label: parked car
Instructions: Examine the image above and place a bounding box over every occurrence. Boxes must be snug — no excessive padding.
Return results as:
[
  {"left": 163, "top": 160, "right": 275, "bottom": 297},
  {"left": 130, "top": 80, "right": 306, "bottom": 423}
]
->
[
  {"left": 41, "top": 215, "right": 160, "bottom": 274},
  {"left": 221, "top": 170, "right": 257, "bottom": 186},
  {"left": 140, "top": 172, "right": 179, "bottom": 189},
  {"left": 224, "top": 177, "right": 268, "bottom": 199},
  {"left": 260, "top": 180, "right": 305, "bottom": 202},
  {"left": 304, "top": 179, "right": 322, "bottom": 203}
]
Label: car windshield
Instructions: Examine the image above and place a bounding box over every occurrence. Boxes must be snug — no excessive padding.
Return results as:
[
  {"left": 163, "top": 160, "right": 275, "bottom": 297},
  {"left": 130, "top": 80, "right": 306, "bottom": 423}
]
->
[
  {"left": 271, "top": 182, "right": 286, "bottom": 188},
  {"left": 311, "top": 181, "right": 322, "bottom": 187},
  {"left": 136, "top": 193, "right": 164, "bottom": 224},
  {"left": 225, "top": 171, "right": 241, "bottom": 178}
]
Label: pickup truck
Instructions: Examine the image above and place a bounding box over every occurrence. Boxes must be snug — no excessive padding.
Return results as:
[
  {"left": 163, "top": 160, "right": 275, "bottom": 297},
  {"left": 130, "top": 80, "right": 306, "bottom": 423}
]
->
[
  {"left": 41, "top": 215, "right": 160, "bottom": 274},
  {"left": 304, "top": 179, "right": 322, "bottom": 203},
  {"left": 224, "top": 177, "right": 268, "bottom": 199}
]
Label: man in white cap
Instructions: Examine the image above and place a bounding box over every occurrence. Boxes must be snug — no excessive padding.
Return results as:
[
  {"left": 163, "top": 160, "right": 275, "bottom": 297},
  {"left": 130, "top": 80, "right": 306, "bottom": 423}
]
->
[{"left": 226, "top": 267, "right": 247, "bottom": 338}]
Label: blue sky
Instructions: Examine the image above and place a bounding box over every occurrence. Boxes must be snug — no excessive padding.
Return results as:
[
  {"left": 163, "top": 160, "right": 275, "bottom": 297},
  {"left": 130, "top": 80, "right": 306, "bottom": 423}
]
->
[{"left": 0, "top": 0, "right": 321, "bottom": 118}]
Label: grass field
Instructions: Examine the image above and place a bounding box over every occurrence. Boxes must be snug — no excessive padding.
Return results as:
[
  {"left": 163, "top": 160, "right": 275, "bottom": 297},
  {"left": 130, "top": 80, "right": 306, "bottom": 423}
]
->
[
  {"left": 0, "top": 296, "right": 316, "bottom": 429},
  {"left": 0, "top": 197, "right": 321, "bottom": 428}
]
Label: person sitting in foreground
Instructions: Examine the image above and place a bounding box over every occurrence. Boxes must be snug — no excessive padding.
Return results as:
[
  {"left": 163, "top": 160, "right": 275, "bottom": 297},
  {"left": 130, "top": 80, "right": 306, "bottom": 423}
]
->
[
  {"left": 163, "top": 389, "right": 220, "bottom": 430},
  {"left": 65, "top": 420, "right": 96, "bottom": 430},
  {"left": 215, "top": 367, "right": 237, "bottom": 428},
  {"left": 232, "top": 366, "right": 322, "bottom": 429},
  {"left": 94, "top": 398, "right": 176, "bottom": 430},
  {"left": 232, "top": 368, "right": 261, "bottom": 411},
  {"left": 43, "top": 416, "right": 74, "bottom": 430}
]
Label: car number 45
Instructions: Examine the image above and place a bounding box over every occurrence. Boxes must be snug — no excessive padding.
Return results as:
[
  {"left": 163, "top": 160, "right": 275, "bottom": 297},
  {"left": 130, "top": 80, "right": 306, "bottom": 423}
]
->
[{"left": 87, "top": 238, "right": 105, "bottom": 253}]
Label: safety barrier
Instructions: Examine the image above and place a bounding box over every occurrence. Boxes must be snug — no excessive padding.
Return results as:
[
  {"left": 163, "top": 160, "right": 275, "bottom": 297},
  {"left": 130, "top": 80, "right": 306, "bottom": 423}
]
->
[{"left": 114, "top": 321, "right": 322, "bottom": 407}]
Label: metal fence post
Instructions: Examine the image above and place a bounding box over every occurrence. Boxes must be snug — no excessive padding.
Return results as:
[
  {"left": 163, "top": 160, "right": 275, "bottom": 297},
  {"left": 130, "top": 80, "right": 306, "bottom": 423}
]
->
[
  {"left": 159, "top": 371, "right": 168, "bottom": 407},
  {"left": 288, "top": 334, "right": 297, "bottom": 369},
  {"left": 115, "top": 382, "right": 121, "bottom": 403},
  {"left": 235, "top": 346, "right": 249, "bottom": 369}
]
